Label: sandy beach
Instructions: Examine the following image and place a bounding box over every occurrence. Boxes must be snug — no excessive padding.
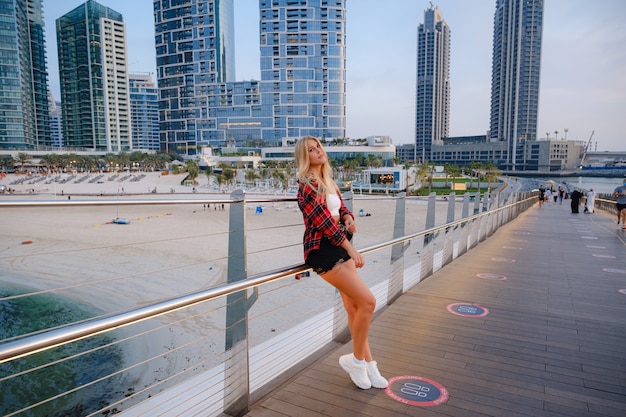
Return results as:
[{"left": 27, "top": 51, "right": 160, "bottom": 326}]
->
[{"left": 0, "top": 171, "right": 463, "bottom": 407}]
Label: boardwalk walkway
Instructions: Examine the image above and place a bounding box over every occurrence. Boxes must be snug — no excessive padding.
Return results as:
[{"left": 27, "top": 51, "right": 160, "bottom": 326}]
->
[{"left": 245, "top": 201, "right": 626, "bottom": 417}]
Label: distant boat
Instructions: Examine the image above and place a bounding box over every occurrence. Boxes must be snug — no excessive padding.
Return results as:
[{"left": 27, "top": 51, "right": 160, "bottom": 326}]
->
[{"left": 112, "top": 218, "right": 130, "bottom": 225}]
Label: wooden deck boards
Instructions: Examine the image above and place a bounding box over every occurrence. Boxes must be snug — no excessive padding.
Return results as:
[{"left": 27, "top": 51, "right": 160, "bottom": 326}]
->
[{"left": 245, "top": 203, "right": 626, "bottom": 417}]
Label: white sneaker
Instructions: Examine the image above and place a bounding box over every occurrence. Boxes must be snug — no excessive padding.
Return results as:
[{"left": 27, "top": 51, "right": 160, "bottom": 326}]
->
[
  {"left": 366, "top": 361, "right": 388, "bottom": 388},
  {"left": 339, "top": 354, "right": 371, "bottom": 389}
]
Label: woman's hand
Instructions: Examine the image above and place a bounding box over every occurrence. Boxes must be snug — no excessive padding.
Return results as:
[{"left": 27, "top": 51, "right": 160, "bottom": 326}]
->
[
  {"left": 349, "top": 248, "right": 365, "bottom": 268},
  {"left": 343, "top": 215, "right": 357, "bottom": 233}
]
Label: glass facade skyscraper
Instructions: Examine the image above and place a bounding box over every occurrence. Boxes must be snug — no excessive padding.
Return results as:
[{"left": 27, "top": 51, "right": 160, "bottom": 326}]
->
[
  {"left": 48, "top": 91, "right": 63, "bottom": 148},
  {"left": 153, "top": 0, "right": 346, "bottom": 155},
  {"left": 57, "top": 0, "right": 132, "bottom": 152},
  {"left": 0, "top": 0, "right": 50, "bottom": 149},
  {"left": 256, "top": 0, "right": 346, "bottom": 145},
  {"left": 129, "top": 73, "right": 159, "bottom": 150},
  {"left": 489, "top": 0, "right": 543, "bottom": 170},
  {"left": 414, "top": 5, "right": 450, "bottom": 164},
  {"left": 153, "top": 0, "right": 235, "bottom": 155}
]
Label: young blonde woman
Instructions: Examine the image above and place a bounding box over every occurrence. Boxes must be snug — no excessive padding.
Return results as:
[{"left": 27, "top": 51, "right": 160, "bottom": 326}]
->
[{"left": 295, "top": 136, "right": 388, "bottom": 390}]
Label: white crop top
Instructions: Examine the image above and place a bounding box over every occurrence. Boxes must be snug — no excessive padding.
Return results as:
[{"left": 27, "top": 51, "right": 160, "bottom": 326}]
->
[{"left": 326, "top": 193, "right": 341, "bottom": 216}]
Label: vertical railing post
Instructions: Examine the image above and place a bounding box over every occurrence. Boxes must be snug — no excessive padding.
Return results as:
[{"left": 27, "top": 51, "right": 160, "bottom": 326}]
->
[
  {"left": 223, "top": 189, "right": 252, "bottom": 416},
  {"left": 424, "top": 192, "right": 436, "bottom": 245},
  {"left": 473, "top": 191, "right": 480, "bottom": 214},
  {"left": 442, "top": 192, "right": 456, "bottom": 266},
  {"left": 446, "top": 192, "right": 456, "bottom": 223},
  {"left": 420, "top": 192, "right": 437, "bottom": 277},
  {"left": 389, "top": 192, "right": 407, "bottom": 304},
  {"left": 462, "top": 192, "right": 470, "bottom": 219}
]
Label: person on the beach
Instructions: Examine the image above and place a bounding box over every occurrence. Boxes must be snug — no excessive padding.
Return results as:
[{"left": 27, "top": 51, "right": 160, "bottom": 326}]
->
[
  {"left": 295, "top": 136, "right": 388, "bottom": 390},
  {"left": 612, "top": 178, "right": 626, "bottom": 228}
]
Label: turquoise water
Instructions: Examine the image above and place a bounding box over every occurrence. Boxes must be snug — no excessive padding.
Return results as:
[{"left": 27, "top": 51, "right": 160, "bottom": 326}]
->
[{"left": 0, "top": 285, "right": 124, "bottom": 417}]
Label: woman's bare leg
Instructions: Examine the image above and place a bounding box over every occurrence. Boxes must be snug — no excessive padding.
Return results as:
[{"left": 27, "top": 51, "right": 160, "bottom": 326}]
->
[{"left": 320, "top": 259, "right": 376, "bottom": 361}]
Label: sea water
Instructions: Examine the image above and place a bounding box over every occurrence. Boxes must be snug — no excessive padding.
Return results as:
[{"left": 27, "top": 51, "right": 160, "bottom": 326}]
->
[
  {"left": 529, "top": 176, "right": 623, "bottom": 196},
  {"left": 0, "top": 284, "right": 124, "bottom": 417}
]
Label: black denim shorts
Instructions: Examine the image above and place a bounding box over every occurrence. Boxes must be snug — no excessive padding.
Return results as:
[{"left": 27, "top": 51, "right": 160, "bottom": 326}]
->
[{"left": 306, "top": 232, "right": 353, "bottom": 275}]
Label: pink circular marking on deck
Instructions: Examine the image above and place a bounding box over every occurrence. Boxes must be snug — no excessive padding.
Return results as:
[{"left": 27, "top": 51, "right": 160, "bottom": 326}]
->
[
  {"left": 491, "top": 257, "right": 516, "bottom": 263},
  {"left": 446, "top": 303, "right": 490, "bottom": 318},
  {"left": 476, "top": 273, "right": 507, "bottom": 281},
  {"left": 603, "top": 268, "right": 626, "bottom": 274},
  {"left": 619, "top": 289, "right": 626, "bottom": 295},
  {"left": 384, "top": 375, "right": 449, "bottom": 407}
]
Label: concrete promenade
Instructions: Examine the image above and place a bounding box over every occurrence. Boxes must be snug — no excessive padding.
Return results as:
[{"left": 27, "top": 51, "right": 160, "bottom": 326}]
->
[{"left": 246, "top": 200, "right": 626, "bottom": 416}]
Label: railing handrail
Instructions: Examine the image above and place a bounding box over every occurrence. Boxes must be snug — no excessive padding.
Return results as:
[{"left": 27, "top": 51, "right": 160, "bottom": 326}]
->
[{"left": 0, "top": 193, "right": 536, "bottom": 364}]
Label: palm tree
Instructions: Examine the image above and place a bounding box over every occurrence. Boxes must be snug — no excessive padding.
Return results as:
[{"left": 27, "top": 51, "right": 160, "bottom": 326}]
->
[
  {"left": 185, "top": 160, "right": 199, "bottom": 184},
  {"left": 415, "top": 161, "right": 429, "bottom": 195},
  {"left": 427, "top": 162, "right": 437, "bottom": 193},
  {"left": 443, "top": 163, "right": 453, "bottom": 187},
  {"left": 222, "top": 167, "right": 235, "bottom": 186},
  {"left": 483, "top": 161, "right": 500, "bottom": 192},
  {"left": 205, "top": 166, "right": 214, "bottom": 186},
  {"left": 402, "top": 161, "right": 412, "bottom": 193},
  {"left": 15, "top": 152, "right": 31, "bottom": 173},
  {"left": 215, "top": 174, "right": 225, "bottom": 190},
  {"left": 117, "top": 151, "right": 131, "bottom": 171},
  {"left": 0, "top": 155, "right": 15, "bottom": 173},
  {"left": 444, "top": 163, "right": 461, "bottom": 189},
  {"left": 245, "top": 169, "right": 257, "bottom": 187},
  {"left": 468, "top": 161, "right": 482, "bottom": 192}
]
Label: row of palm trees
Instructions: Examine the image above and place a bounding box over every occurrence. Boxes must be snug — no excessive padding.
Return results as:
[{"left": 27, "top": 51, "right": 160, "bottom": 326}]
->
[
  {"left": 182, "top": 156, "right": 501, "bottom": 195},
  {"left": 2, "top": 149, "right": 501, "bottom": 195},
  {"left": 1, "top": 151, "right": 176, "bottom": 174},
  {"left": 405, "top": 160, "right": 502, "bottom": 195}
]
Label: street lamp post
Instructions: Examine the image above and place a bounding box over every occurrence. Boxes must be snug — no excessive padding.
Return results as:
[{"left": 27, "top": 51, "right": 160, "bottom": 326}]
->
[{"left": 564, "top": 128, "right": 568, "bottom": 140}]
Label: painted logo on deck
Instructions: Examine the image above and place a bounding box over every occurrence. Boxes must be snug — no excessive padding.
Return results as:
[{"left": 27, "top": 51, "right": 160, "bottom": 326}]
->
[
  {"left": 476, "top": 273, "right": 507, "bottom": 281},
  {"left": 447, "top": 303, "right": 490, "bottom": 318},
  {"left": 385, "top": 375, "right": 449, "bottom": 407}
]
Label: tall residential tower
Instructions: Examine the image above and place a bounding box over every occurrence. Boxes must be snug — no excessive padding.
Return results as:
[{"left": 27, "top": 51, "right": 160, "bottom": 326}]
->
[
  {"left": 56, "top": 0, "right": 132, "bottom": 152},
  {"left": 0, "top": 0, "right": 50, "bottom": 149},
  {"left": 489, "top": 0, "right": 544, "bottom": 170},
  {"left": 153, "top": 0, "right": 346, "bottom": 155},
  {"left": 414, "top": 5, "right": 450, "bottom": 164},
  {"left": 129, "top": 73, "right": 159, "bottom": 151}
]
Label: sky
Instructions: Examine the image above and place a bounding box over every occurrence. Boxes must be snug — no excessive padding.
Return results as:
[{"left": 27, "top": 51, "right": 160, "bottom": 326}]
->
[{"left": 43, "top": 0, "right": 626, "bottom": 151}]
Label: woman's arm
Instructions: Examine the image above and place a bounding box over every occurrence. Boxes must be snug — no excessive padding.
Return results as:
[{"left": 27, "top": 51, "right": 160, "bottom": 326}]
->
[{"left": 298, "top": 183, "right": 345, "bottom": 244}]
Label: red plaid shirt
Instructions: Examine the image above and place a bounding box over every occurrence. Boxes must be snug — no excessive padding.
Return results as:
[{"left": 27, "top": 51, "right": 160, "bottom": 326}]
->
[{"left": 297, "top": 180, "right": 354, "bottom": 261}]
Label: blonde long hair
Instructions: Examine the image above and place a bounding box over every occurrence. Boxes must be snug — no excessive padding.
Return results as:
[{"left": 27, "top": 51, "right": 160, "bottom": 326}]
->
[{"left": 294, "top": 136, "right": 338, "bottom": 197}]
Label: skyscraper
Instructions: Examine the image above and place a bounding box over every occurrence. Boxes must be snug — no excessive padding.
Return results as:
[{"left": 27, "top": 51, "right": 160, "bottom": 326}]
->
[
  {"left": 256, "top": 0, "right": 346, "bottom": 145},
  {"left": 0, "top": 0, "right": 50, "bottom": 150},
  {"left": 57, "top": 0, "right": 132, "bottom": 152},
  {"left": 153, "top": 0, "right": 346, "bottom": 155},
  {"left": 129, "top": 73, "right": 159, "bottom": 150},
  {"left": 414, "top": 5, "right": 450, "bottom": 164},
  {"left": 489, "top": 0, "right": 544, "bottom": 170},
  {"left": 48, "top": 91, "right": 63, "bottom": 148},
  {"left": 153, "top": 0, "right": 235, "bottom": 154}
]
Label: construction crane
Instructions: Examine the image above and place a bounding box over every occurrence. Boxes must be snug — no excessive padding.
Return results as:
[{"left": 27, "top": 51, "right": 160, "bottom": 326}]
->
[{"left": 578, "top": 130, "right": 595, "bottom": 168}]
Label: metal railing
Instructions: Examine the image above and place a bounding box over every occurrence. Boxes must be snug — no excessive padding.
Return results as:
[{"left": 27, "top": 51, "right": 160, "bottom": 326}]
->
[{"left": 0, "top": 190, "right": 536, "bottom": 416}]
